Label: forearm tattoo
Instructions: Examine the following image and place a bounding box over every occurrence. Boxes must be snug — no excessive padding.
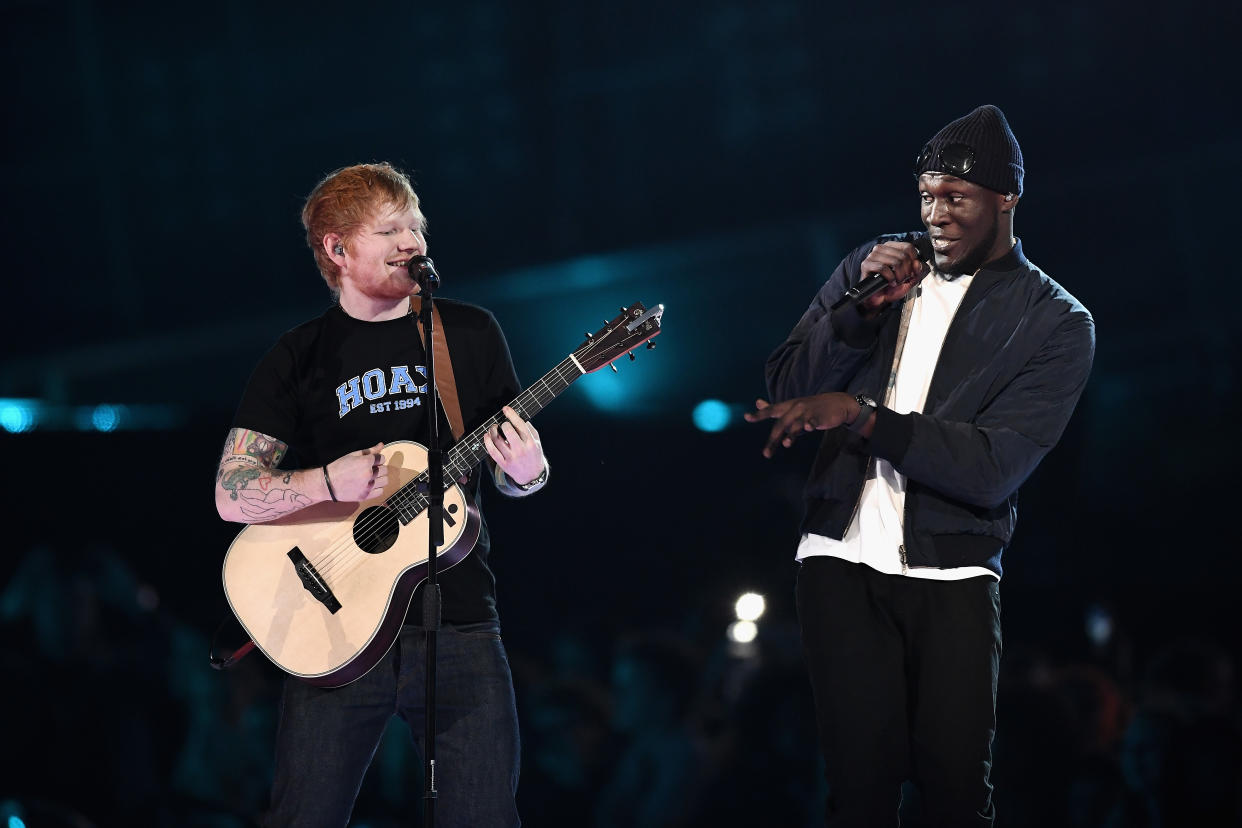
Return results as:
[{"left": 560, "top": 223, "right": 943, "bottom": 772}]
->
[
  {"left": 221, "top": 465, "right": 263, "bottom": 493},
  {"left": 233, "top": 428, "right": 287, "bottom": 466},
  {"left": 217, "top": 428, "right": 311, "bottom": 520}
]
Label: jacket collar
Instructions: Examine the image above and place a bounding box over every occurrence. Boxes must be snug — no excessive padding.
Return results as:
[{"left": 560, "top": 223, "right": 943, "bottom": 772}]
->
[{"left": 978, "top": 237, "right": 1026, "bottom": 275}]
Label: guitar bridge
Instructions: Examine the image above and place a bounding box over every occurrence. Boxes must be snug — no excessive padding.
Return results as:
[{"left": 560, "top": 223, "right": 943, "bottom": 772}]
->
[{"left": 287, "top": 547, "right": 342, "bottom": 614}]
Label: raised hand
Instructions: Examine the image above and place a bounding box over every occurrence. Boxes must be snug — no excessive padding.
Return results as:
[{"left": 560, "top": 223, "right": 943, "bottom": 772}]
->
[{"left": 857, "top": 241, "right": 928, "bottom": 309}]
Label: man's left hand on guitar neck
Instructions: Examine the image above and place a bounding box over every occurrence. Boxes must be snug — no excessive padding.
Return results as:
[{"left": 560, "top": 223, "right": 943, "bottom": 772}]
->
[{"left": 485, "top": 405, "right": 548, "bottom": 495}]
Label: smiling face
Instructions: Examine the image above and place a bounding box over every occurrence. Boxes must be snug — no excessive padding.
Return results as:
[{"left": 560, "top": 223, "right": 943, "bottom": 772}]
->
[
  {"left": 301, "top": 162, "right": 424, "bottom": 300},
  {"left": 334, "top": 202, "right": 427, "bottom": 311},
  {"left": 918, "top": 173, "right": 1014, "bottom": 276}
]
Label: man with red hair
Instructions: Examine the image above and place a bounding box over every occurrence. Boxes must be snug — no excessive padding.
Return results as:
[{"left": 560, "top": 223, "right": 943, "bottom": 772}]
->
[{"left": 215, "top": 162, "right": 547, "bottom": 827}]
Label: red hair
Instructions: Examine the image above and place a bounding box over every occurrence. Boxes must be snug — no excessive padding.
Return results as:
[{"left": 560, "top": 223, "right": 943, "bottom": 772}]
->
[{"left": 300, "top": 162, "right": 422, "bottom": 294}]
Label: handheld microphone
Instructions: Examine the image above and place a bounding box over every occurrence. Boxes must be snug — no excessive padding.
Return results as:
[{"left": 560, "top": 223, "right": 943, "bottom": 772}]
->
[
  {"left": 831, "top": 235, "right": 935, "bottom": 311},
  {"left": 409, "top": 254, "right": 441, "bottom": 292}
]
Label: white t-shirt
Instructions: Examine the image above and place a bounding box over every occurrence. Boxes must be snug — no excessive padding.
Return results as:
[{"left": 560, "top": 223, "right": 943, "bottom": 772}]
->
[{"left": 796, "top": 271, "right": 997, "bottom": 581}]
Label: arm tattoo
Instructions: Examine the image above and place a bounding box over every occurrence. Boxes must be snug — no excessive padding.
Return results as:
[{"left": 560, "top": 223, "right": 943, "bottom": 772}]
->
[
  {"left": 238, "top": 488, "right": 313, "bottom": 519},
  {"left": 217, "top": 428, "right": 308, "bottom": 520},
  {"left": 221, "top": 466, "right": 263, "bottom": 499},
  {"left": 230, "top": 428, "right": 288, "bottom": 467}
]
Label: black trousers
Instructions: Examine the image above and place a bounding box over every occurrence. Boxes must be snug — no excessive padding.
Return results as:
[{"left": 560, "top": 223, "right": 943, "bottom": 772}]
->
[{"left": 797, "top": 556, "right": 1001, "bottom": 828}]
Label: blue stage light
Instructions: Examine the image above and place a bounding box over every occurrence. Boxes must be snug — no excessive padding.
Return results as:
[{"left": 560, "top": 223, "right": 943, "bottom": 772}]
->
[
  {"left": 90, "top": 404, "right": 124, "bottom": 432},
  {"left": 0, "top": 399, "right": 38, "bottom": 433},
  {"left": 692, "top": 399, "right": 731, "bottom": 432},
  {"left": 578, "top": 372, "right": 629, "bottom": 412}
]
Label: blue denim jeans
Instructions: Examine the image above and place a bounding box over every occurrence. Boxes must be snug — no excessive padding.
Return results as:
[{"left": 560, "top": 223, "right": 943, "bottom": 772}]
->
[{"left": 264, "top": 621, "right": 521, "bottom": 828}]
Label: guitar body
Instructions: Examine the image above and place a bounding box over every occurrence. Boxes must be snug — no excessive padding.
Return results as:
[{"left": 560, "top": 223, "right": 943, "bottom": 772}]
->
[{"left": 221, "top": 440, "right": 480, "bottom": 687}]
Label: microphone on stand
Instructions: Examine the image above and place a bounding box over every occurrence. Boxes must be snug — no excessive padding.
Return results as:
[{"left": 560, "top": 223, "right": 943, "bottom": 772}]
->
[
  {"left": 409, "top": 254, "right": 441, "bottom": 293},
  {"left": 831, "top": 235, "right": 935, "bottom": 311}
]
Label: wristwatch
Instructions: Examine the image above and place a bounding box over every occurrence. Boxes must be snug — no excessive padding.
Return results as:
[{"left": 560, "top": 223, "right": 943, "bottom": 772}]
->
[
  {"left": 848, "top": 394, "right": 877, "bottom": 433},
  {"left": 514, "top": 463, "right": 548, "bottom": 491}
]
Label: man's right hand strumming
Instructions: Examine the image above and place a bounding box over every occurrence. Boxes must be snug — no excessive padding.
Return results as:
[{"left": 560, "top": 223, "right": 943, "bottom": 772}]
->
[{"left": 215, "top": 429, "right": 389, "bottom": 523}]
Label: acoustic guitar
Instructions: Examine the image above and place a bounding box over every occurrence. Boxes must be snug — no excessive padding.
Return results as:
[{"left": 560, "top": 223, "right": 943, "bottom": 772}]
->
[{"left": 221, "top": 302, "right": 663, "bottom": 686}]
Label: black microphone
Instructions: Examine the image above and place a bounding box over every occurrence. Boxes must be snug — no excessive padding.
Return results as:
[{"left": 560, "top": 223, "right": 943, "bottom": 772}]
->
[
  {"left": 409, "top": 254, "right": 441, "bottom": 292},
  {"left": 831, "top": 235, "right": 935, "bottom": 311}
]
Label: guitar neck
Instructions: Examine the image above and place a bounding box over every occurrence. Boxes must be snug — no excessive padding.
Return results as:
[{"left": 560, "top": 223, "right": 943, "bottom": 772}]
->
[
  {"left": 389, "top": 355, "right": 584, "bottom": 522},
  {"left": 444, "top": 355, "right": 583, "bottom": 480}
]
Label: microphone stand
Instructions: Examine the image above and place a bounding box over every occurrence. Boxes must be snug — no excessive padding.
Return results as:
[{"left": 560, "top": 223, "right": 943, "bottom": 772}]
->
[{"left": 411, "top": 256, "right": 443, "bottom": 828}]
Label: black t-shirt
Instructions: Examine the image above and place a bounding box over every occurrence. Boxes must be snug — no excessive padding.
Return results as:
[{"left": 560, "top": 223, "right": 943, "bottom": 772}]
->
[{"left": 231, "top": 299, "right": 521, "bottom": 623}]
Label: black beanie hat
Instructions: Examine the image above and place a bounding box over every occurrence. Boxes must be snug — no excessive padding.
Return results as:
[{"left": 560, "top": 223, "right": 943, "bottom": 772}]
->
[{"left": 914, "top": 105, "right": 1023, "bottom": 196}]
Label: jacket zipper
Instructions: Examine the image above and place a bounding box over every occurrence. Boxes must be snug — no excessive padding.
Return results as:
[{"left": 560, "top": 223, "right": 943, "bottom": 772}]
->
[{"left": 843, "top": 456, "right": 873, "bottom": 540}]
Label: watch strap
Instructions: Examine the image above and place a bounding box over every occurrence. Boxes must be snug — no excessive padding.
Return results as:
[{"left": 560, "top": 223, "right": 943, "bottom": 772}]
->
[
  {"left": 848, "top": 394, "right": 877, "bottom": 433},
  {"left": 514, "top": 463, "right": 548, "bottom": 491}
]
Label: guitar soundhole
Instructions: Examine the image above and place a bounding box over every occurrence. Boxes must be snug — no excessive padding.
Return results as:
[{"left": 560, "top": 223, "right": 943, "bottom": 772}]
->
[{"left": 354, "top": 505, "right": 400, "bottom": 555}]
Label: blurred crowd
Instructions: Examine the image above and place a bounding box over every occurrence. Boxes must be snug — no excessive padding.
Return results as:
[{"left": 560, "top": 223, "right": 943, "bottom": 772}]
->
[{"left": 2, "top": 542, "right": 1239, "bottom": 827}]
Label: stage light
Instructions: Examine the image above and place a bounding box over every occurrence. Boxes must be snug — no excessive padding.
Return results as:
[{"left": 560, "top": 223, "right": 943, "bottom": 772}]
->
[
  {"left": 2, "top": 398, "right": 185, "bottom": 432},
  {"left": 578, "top": 371, "right": 629, "bottom": 412},
  {"left": 734, "top": 591, "right": 766, "bottom": 622},
  {"left": 74, "top": 403, "right": 125, "bottom": 432},
  {"left": 90, "top": 404, "right": 125, "bottom": 432},
  {"left": 0, "top": 399, "right": 38, "bottom": 433},
  {"left": 73, "top": 401, "right": 181, "bottom": 432},
  {"left": 1085, "top": 603, "right": 1114, "bottom": 647},
  {"left": 727, "top": 620, "right": 758, "bottom": 644},
  {"left": 692, "top": 399, "right": 731, "bottom": 432}
]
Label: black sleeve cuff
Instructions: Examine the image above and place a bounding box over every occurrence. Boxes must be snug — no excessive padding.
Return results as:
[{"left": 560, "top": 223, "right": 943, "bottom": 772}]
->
[{"left": 868, "top": 407, "right": 914, "bottom": 466}]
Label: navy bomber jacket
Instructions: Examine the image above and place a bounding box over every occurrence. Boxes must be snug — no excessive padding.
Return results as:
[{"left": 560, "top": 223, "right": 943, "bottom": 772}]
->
[{"left": 765, "top": 232, "right": 1095, "bottom": 578}]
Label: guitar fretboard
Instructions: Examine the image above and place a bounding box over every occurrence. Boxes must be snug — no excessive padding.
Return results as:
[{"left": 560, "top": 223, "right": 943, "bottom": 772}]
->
[{"left": 387, "top": 354, "right": 584, "bottom": 524}]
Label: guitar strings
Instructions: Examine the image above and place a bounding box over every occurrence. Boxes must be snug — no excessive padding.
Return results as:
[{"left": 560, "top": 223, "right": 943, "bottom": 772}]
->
[
  {"left": 306, "top": 352, "right": 588, "bottom": 584},
  {"left": 343, "top": 322, "right": 632, "bottom": 551},
  {"left": 306, "top": 309, "right": 651, "bottom": 586},
  {"left": 312, "top": 360, "right": 576, "bottom": 582},
  {"left": 324, "top": 359, "right": 573, "bottom": 569}
]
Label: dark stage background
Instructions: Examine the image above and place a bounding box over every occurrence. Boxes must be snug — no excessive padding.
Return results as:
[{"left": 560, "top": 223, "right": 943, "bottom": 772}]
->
[{"left": 3, "top": 2, "right": 1241, "bottom": 826}]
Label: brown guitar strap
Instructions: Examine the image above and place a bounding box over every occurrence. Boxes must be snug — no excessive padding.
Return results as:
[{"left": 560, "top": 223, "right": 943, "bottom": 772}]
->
[{"left": 412, "top": 297, "right": 465, "bottom": 441}]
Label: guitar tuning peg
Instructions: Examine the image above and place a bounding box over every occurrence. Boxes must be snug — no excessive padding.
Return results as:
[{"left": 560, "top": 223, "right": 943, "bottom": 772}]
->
[
  {"left": 646, "top": 341, "right": 656, "bottom": 350},
  {"left": 584, "top": 332, "right": 593, "bottom": 340},
  {"left": 610, "top": 364, "right": 618, "bottom": 373},
  {"left": 620, "top": 306, "right": 627, "bottom": 314},
  {"left": 628, "top": 352, "right": 636, "bottom": 361}
]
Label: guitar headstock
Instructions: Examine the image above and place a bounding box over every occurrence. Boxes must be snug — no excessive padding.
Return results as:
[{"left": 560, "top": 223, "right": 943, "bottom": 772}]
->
[{"left": 574, "top": 302, "right": 665, "bottom": 374}]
